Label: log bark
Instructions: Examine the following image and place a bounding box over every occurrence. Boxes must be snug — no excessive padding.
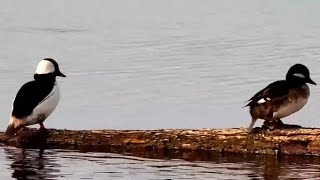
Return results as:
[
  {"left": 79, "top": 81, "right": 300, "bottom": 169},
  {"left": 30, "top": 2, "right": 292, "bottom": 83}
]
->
[{"left": 1, "top": 128, "right": 320, "bottom": 159}]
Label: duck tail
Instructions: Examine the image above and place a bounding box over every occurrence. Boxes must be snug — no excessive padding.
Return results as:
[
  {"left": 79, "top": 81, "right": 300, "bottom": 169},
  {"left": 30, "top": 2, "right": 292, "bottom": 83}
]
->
[
  {"left": 243, "top": 100, "right": 252, "bottom": 108},
  {"left": 5, "top": 117, "right": 23, "bottom": 137},
  {"left": 248, "top": 118, "right": 257, "bottom": 132}
]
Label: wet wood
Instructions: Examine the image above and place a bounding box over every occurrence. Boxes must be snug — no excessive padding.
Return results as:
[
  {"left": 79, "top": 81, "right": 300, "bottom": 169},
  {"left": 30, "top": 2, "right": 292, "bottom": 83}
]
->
[{"left": 1, "top": 128, "right": 320, "bottom": 157}]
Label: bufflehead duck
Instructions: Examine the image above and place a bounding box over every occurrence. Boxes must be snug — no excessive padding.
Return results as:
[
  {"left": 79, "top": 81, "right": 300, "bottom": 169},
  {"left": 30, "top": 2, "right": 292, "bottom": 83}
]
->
[
  {"left": 245, "top": 64, "right": 316, "bottom": 132},
  {"left": 5, "top": 58, "right": 66, "bottom": 137}
]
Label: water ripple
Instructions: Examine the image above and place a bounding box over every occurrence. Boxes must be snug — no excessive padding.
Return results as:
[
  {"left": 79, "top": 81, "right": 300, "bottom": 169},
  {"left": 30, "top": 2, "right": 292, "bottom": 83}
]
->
[{"left": 2, "top": 146, "right": 320, "bottom": 179}]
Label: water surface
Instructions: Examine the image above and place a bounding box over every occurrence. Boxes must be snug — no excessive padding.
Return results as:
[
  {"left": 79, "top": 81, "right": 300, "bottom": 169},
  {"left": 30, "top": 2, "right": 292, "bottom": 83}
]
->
[
  {"left": 2, "top": 146, "right": 320, "bottom": 180},
  {"left": 0, "top": 0, "right": 320, "bottom": 130},
  {"left": 1, "top": 0, "right": 320, "bottom": 179}
]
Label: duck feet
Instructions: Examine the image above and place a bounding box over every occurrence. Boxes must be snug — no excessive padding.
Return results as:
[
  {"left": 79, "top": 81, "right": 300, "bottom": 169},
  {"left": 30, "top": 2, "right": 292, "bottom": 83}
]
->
[
  {"left": 249, "top": 120, "right": 301, "bottom": 134},
  {"left": 248, "top": 127, "right": 265, "bottom": 134},
  {"left": 39, "top": 123, "right": 46, "bottom": 130},
  {"left": 262, "top": 120, "right": 301, "bottom": 131}
]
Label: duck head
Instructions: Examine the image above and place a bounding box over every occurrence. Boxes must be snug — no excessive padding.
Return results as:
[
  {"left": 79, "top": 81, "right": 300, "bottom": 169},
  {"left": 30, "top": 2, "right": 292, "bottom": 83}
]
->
[{"left": 286, "top": 64, "right": 316, "bottom": 85}]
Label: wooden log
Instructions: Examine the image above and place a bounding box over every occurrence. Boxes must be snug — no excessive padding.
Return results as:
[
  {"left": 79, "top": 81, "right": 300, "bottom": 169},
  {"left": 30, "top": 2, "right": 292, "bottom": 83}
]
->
[{"left": 1, "top": 128, "right": 320, "bottom": 159}]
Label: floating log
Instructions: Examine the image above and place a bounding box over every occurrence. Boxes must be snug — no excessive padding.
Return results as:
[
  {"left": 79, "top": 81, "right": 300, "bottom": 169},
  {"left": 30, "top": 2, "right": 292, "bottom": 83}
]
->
[{"left": 1, "top": 128, "right": 320, "bottom": 159}]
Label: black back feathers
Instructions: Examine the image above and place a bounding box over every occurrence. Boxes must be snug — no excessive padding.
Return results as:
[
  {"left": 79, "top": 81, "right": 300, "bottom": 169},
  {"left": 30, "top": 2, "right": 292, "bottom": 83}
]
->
[{"left": 11, "top": 80, "right": 54, "bottom": 119}]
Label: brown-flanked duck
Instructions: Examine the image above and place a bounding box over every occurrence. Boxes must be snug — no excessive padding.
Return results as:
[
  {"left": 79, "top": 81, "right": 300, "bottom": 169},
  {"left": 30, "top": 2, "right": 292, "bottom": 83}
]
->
[{"left": 245, "top": 64, "right": 316, "bottom": 132}]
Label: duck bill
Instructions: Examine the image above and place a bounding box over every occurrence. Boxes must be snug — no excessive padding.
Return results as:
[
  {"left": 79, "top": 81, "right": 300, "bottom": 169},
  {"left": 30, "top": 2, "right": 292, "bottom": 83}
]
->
[
  {"left": 56, "top": 71, "right": 66, "bottom": 77},
  {"left": 307, "top": 78, "right": 316, "bottom": 85}
]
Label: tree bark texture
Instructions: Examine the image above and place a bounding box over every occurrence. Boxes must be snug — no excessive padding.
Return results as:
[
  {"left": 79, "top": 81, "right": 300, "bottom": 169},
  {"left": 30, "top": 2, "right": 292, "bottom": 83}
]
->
[{"left": 1, "top": 128, "right": 320, "bottom": 158}]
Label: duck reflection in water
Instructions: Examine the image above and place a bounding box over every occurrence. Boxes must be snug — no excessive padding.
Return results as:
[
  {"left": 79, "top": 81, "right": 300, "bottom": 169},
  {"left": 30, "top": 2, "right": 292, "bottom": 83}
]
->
[{"left": 5, "top": 147, "right": 60, "bottom": 180}]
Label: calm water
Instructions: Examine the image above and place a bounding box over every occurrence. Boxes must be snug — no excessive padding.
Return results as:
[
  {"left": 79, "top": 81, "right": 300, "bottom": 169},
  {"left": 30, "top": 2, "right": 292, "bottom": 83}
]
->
[
  {"left": 1, "top": 0, "right": 320, "bottom": 179},
  {"left": 2, "top": 146, "right": 320, "bottom": 180}
]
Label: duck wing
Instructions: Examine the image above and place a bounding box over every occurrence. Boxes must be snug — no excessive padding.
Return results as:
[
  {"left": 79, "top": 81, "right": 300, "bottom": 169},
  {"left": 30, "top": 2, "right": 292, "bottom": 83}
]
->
[
  {"left": 245, "top": 80, "right": 289, "bottom": 107},
  {"left": 11, "top": 81, "right": 54, "bottom": 119}
]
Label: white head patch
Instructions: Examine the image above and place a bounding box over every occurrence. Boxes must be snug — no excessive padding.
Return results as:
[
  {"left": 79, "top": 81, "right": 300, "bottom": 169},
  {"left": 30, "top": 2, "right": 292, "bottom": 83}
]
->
[
  {"left": 293, "top": 73, "right": 306, "bottom": 79},
  {"left": 35, "top": 60, "right": 55, "bottom": 74}
]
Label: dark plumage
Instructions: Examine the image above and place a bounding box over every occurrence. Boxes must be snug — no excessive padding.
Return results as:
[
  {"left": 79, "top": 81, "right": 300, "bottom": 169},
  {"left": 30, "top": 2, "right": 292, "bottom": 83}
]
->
[
  {"left": 245, "top": 64, "right": 316, "bottom": 132},
  {"left": 12, "top": 79, "right": 54, "bottom": 119}
]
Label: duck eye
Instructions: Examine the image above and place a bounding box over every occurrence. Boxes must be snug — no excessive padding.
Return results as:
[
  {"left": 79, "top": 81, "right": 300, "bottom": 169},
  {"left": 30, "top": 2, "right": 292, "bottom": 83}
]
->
[{"left": 293, "top": 73, "right": 305, "bottom": 78}]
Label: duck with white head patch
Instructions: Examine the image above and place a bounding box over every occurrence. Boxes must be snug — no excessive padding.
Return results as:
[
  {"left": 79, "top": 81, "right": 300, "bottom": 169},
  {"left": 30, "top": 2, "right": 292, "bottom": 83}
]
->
[
  {"left": 5, "top": 58, "right": 66, "bottom": 137},
  {"left": 245, "top": 64, "right": 316, "bottom": 132}
]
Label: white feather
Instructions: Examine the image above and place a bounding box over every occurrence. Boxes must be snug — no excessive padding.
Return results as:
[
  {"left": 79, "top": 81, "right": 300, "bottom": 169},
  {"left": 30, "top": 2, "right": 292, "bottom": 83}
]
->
[
  {"left": 23, "top": 83, "right": 60, "bottom": 126},
  {"left": 35, "top": 60, "right": 55, "bottom": 74},
  {"left": 257, "top": 97, "right": 271, "bottom": 104},
  {"left": 257, "top": 98, "right": 266, "bottom": 104},
  {"left": 293, "top": 73, "right": 306, "bottom": 79}
]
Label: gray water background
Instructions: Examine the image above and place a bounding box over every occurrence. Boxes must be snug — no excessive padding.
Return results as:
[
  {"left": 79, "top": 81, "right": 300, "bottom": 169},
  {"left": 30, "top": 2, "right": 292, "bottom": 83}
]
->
[{"left": 1, "top": 0, "right": 320, "bottom": 179}]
